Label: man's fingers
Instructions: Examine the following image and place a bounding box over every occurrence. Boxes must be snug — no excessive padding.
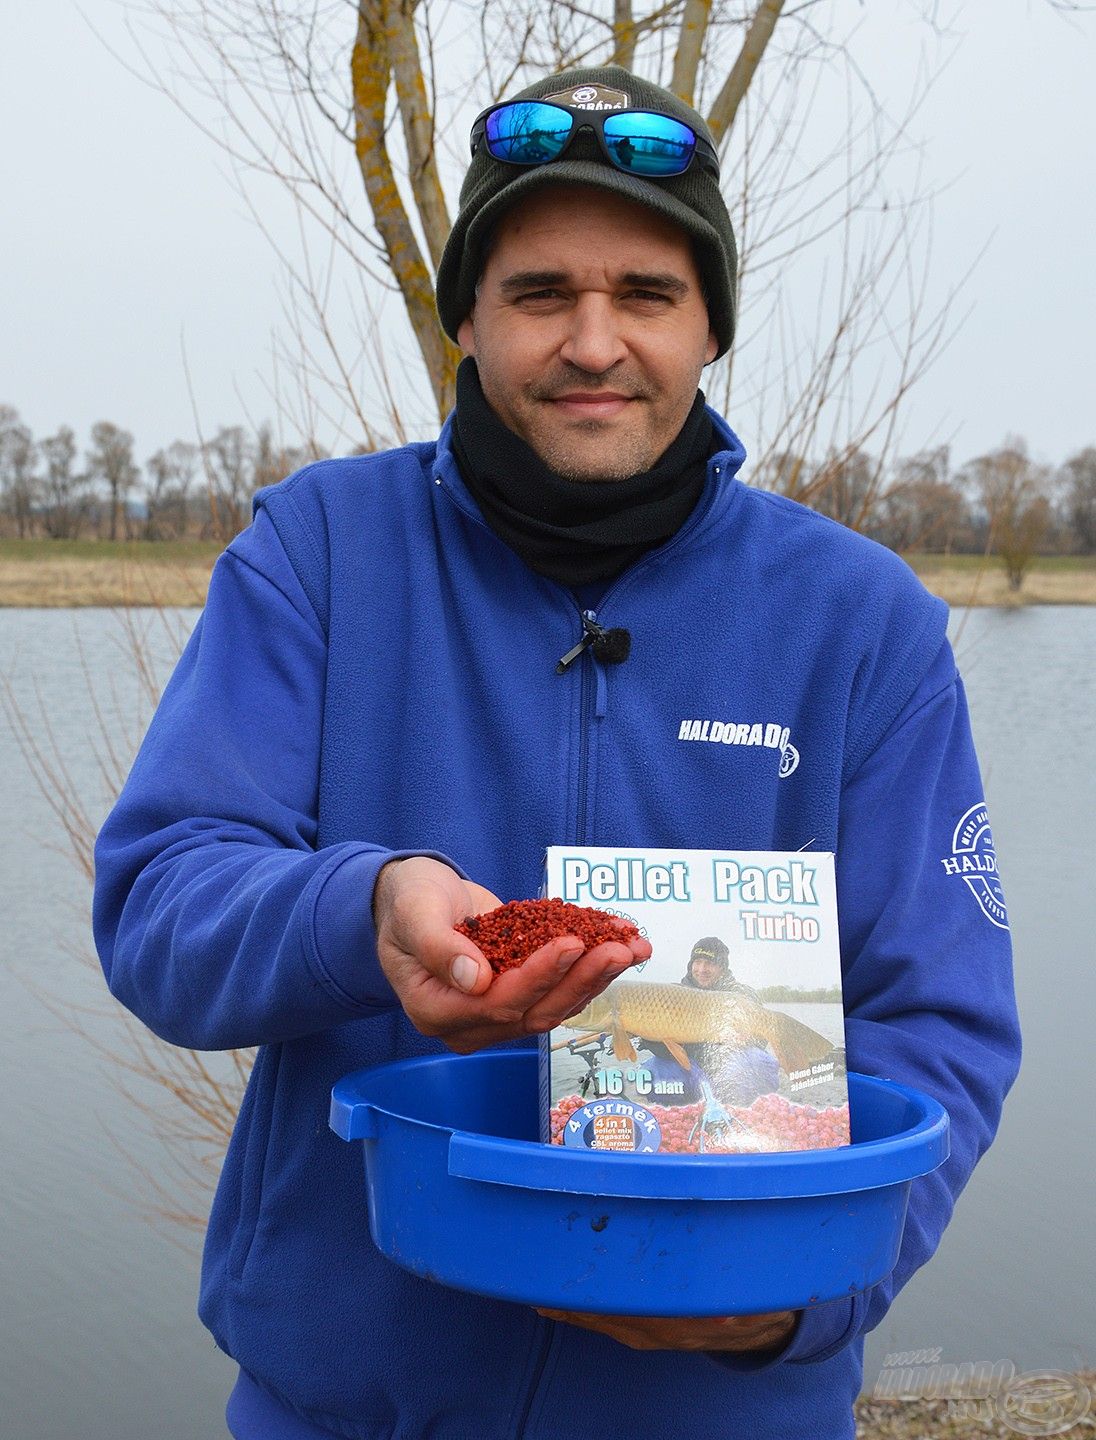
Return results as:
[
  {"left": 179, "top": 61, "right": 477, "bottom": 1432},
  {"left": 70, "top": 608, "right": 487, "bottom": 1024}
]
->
[
  {"left": 420, "top": 934, "right": 493, "bottom": 998},
  {"left": 395, "top": 929, "right": 588, "bottom": 1039},
  {"left": 609, "top": 916, "right": 654, "bottom": 962},
  {"left": 533, "top": 1308, "right": 798, "bottom": 1354},
  {"left": 521, "top": 939, "right": 635, "bottom": 1034},
  {"left": 380, "top": 877, "right": 644, "bottom": 1049},
  {"left": 439, "top": 927, "right": 590, "bottom": 1006},
  {"left": 428, "top": 935, "right": 596, "bottom": 1035},
  {"left": 448, "top": 951, "right": 491, "bottom": 994},
  {"left": 384, "top": 872, "right": 493, "bottom": 995},
  {"left": 482, "top": 935, "right": 587, "bottom": 1014},
  {"left": 463, "top": 881, "right": 505, "bottom": 916},
  {"left": 444, "top": 883, "right": 504, "bottom": 993}
]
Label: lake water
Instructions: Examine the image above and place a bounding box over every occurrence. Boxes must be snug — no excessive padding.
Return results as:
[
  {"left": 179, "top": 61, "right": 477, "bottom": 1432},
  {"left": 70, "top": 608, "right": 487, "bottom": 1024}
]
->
[{"left": 1, "top": 604, "right": 1093, "bottom": 1438}]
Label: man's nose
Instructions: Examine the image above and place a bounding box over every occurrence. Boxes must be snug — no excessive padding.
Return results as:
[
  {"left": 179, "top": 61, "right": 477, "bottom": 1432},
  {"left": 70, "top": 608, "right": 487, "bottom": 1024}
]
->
[{"left": 558, "top": 295, "right": 629, "bottom": 374}]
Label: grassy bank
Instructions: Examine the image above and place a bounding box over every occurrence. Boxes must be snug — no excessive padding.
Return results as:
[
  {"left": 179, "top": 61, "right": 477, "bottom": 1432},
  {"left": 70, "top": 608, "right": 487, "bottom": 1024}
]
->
[
  {"left": 0, "top": 539, "right": 220, "bottom": 607},
  {"left": 1, "top": 540, "right": 1095, "bottom": 608},
  {"left": 905, "top": 552, "right": 1096, "bottom": 608}
]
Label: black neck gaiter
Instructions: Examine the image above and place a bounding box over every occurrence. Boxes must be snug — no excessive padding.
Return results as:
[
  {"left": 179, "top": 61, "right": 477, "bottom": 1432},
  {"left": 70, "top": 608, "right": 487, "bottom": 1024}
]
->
[{"left": 451, "top": 358, "right": 715, "bottom": 586}]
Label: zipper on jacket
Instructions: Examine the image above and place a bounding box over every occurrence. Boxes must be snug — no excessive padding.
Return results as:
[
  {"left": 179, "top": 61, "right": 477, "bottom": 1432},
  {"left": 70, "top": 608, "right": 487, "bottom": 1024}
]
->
[
  {"left": 572, "top": 609, "right": 608, "bottom": 844},
  {"left": 556, "top": 610, "right": 628, "bottom": 675},
  {"left": 577, "top": 647, "right": 592, "bottom": 844}
]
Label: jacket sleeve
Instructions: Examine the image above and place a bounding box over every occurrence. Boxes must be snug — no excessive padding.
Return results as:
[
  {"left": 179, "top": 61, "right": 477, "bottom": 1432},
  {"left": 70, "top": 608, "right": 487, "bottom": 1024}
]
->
[
  {"left": 713, "top": 635, "right": 1021, "bottom": 1371},
  {"left": 92, "top": 508, "right": 450, "bottom": 1052}
]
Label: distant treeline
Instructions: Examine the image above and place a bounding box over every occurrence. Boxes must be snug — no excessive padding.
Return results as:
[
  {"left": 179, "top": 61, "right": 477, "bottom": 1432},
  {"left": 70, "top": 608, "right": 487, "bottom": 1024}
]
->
[
  {"left": 758, "top": 986, "right": 843, "bottom": 1004},
  {"left": 0, "top": 407, "right": 328, "bottom": 546},
  {"left": 3, "top": 405, "right": 1095, "bottom": 579}
]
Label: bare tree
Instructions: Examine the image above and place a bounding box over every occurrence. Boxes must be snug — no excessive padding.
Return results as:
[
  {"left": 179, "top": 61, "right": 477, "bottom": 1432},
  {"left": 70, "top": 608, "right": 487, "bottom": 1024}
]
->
[
  {"left": 804, "top": 448, "right": 881, "bottom": 532},
  {"left": 120, "top": 0, "right": 975, "bottom": 493},
  {"left": 0, "top": 405, "right": 40, "bottom": 538},
  {"left": 252, "top": 422, "right": 325, "bottom": 494},
  {"left": 753, "top": 447, "right": 808, "bottom": 500},
  {"left": 145, "top": 440, "right": 200, "bottom": 539},
  {"left": 877, "top": 447, "right": 967, "bottom": 554},
  {"left": 203, "top": 425, "right": 256, "bottom": 541},
  {"left": 963, "top": 438, "right": 1052, "bottom": 591},
  {"left": 40, "top": 427, "right": 90, "bottom": 540},
  {"left": 88, "top": 421, "right": 141, "bottom": 541},
  {"left": 1061, "top": 446, "right": 1096, "bottom": 553}
]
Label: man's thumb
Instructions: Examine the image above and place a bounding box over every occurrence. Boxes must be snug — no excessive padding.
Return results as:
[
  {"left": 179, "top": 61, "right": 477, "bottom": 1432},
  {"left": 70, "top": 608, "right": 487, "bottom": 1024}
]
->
[{"left": 449, "top": 953, "right": 487, "bottom": 993}]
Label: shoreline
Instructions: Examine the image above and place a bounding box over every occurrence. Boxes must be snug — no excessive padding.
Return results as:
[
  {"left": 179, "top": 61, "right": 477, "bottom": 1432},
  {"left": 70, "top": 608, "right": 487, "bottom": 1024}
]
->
[{"left": 0, "top": 547, "right": 1094, "bottom": 609}]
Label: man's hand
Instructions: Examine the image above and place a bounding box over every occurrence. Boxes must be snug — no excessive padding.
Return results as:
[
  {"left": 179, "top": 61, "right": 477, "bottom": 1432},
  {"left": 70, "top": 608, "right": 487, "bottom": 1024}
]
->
[
  {"left": 373, "top": 857, "right": 651, "bottom": 1053},
  {"left": 533, "top": 1308, "right": 799, "bottom": 1354}
]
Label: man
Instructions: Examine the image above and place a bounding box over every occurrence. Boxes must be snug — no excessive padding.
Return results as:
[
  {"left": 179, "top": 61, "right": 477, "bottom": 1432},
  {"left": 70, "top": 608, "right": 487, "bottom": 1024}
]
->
[
  {"left": 640, "top": 937, "right": 780, "bottom": 1105},
  {"left": 680, "top": 935, "right": 759, "bottom": 998},
  {"left": 93, "top": 65, "right": 1021, "bottom": 1440}
]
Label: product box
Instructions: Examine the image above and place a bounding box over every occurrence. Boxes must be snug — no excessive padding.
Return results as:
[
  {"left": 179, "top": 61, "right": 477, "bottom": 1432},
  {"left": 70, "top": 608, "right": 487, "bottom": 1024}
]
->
[{"left": 541, "top": 847, "right": 850, "bottom": 1155}]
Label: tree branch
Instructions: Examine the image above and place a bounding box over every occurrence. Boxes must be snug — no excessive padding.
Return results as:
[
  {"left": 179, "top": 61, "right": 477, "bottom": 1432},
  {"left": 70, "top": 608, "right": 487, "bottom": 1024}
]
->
[
  {"left": 671, "top": 0, "right": 712, "bottom": 105},
  {"left": 387, "top": 0, "right": 453, "bottom": 274},
  {"left": 611, "top": 0, "right": 637, "bottom": 68},
  {"left": 707, "top": 0, "right": 786, "bottom": 148}
]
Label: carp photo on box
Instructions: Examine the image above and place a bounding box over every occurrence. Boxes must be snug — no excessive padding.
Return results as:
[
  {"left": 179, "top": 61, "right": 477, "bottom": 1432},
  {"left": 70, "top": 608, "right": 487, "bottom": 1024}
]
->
[{"left": 543, "top": 847, "right": 851, "bottom": 1155}]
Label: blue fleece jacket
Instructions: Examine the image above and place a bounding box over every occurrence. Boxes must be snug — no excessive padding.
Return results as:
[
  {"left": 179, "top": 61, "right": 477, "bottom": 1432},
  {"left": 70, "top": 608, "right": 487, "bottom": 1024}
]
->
[{"left": 93, "top": 411, "right": 1020, "bottom": 1440}]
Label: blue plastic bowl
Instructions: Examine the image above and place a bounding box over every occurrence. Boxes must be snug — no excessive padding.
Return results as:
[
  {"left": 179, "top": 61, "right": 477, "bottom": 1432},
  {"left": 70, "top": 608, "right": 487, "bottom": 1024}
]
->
[{"left": 330, "top": 1052, "right": 948, "bottom": 1316}]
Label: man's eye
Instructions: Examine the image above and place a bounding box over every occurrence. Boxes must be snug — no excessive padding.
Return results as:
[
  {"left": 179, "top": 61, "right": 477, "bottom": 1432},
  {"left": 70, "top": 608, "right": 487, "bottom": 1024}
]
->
[
  {"left": 628, "top": 290, "right": 672, "bottom": 303},
  {"left": 517, "top": 289, "right": 563, "bottom": 302}
]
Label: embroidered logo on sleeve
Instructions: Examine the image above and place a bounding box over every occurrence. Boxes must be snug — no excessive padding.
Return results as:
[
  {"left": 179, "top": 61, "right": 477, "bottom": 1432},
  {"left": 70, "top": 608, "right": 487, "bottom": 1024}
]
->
[{"left": 940, "top": 803, "right": 1009, "bottom": 930}]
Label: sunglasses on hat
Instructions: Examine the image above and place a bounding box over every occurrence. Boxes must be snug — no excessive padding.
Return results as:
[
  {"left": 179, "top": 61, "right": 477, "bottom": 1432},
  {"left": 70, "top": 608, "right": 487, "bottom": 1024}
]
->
[{"left": 470, "top": 100, "right": 721, "bottom": 181}]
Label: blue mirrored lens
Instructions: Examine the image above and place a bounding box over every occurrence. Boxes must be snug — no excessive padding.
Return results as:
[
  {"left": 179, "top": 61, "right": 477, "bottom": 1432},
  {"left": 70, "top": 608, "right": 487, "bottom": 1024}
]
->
[
  {"left": 603, "top": 113, "right": 696, "bottom": 175},
  {"left": 485, "top": 103, "right": 573, "bottom": 164}
]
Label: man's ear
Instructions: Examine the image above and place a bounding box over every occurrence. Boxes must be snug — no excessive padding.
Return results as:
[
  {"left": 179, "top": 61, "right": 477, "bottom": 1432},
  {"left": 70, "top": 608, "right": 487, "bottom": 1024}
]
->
[
  {"left": 704, "top": 329, "right": 718, "bottom": 366},
  {"left": 457, "top": 315, "right": 476, "bottom": 357}
]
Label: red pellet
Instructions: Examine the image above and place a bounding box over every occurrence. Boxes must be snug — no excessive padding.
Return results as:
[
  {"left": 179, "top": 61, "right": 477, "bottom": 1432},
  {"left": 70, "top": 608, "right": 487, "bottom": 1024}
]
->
[
  {"left": 548, "top": 1092, "right": 851, "bottom": 1153},
  {"left": 456, "top": 897, "right": 640, "bottom": 975}
]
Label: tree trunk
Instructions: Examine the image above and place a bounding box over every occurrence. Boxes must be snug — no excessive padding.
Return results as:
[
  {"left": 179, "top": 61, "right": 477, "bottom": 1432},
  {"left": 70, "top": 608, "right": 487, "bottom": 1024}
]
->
[
  {"left": 706, "top": 0, "right": 786, "bottom": 148},
  {"left": 388, "top": 0, "right": 452, "bottom": 273},
  {"left": 671, "top": 0, "right": 713, "bottom": 106},
  {"left": 611, "top": 0, "right": 637, "bottom": 69},
  {"left": 352, "top": 0, "right": 460, "bottom": 421}
]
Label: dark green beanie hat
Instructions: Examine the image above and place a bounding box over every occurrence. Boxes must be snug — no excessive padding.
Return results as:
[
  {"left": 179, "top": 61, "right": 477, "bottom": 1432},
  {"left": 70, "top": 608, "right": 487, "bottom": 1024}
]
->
[{"left": 435, "top": 65, "right": 738, "bottom": 358}]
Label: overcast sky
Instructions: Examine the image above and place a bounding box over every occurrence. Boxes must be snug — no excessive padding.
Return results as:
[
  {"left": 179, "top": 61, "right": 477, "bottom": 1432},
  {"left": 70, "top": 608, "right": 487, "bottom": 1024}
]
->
[{"left": 2, "top": 0, "right": 1094, "bottom": 475}]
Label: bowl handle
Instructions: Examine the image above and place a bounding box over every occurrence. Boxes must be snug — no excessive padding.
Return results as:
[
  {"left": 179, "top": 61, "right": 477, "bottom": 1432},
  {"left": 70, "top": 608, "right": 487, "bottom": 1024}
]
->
[
  {"left": 328, "top": 1077, "right": 379, "bottom": 1141},
  {"left": 447, "top": 1132, "right": 598, "bottom": 1194}
]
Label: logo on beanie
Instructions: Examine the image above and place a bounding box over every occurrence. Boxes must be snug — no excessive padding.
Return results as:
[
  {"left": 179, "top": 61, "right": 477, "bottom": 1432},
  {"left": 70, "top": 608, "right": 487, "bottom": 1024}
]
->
[{"left": 546, "top": 84, "right": 630, "bottom": 111}]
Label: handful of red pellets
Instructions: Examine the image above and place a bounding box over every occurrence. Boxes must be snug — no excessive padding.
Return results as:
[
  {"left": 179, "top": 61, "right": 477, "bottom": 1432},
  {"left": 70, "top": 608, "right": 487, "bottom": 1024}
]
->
[{"left": 456, "top": 897, "right": 641, "bottom": 976}]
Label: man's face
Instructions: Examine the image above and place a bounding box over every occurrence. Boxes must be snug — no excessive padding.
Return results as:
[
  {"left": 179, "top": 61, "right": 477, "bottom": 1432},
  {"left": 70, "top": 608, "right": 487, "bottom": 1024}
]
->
[
  {"left": 457, "top": 185, "right": 718, "bottom": 482},
  {"left": 689, "top": 956, "right": 722, "bottom": 989}
]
